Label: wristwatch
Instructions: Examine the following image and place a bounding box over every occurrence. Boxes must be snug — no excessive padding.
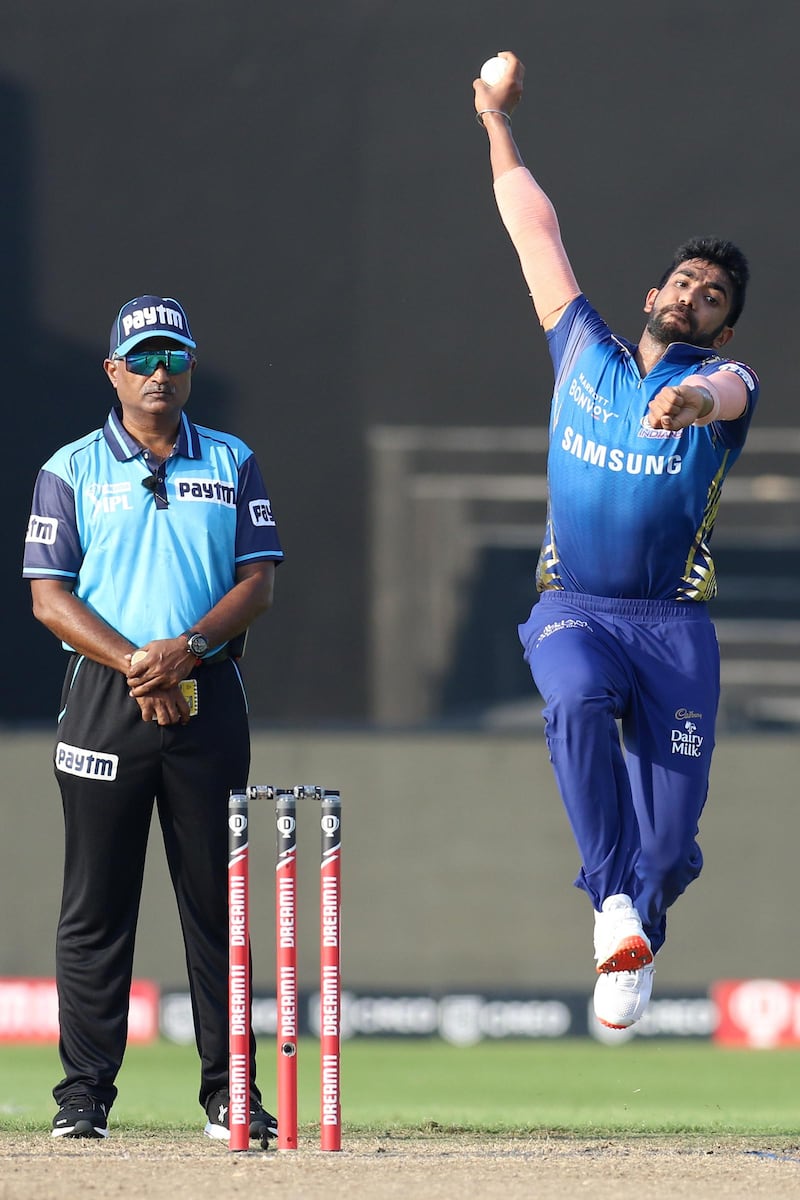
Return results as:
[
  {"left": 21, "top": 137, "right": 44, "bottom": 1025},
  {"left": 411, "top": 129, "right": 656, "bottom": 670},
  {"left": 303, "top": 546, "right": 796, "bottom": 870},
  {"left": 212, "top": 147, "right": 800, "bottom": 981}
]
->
[{"left": 186, "top": 631, "right": 209, "bottom": 662}]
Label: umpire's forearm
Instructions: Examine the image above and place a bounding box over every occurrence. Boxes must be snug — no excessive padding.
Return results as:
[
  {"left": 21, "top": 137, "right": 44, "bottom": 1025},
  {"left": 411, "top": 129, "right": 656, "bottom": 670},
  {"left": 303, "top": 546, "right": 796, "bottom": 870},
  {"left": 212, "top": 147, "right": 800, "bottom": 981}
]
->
[
  {"left": 189, "top": 561, "right": 276, "bottom": 649},
  {"left": 30, "top": 578, "right": 135, "bottom": 671}
]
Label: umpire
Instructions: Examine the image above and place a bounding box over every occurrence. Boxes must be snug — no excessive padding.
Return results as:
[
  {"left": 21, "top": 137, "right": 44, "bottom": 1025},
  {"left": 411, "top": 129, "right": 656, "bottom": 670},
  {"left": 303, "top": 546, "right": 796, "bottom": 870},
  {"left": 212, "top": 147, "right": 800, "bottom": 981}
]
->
[{"left": 23, "top": 295, "right": 283, "bottom": 1142}]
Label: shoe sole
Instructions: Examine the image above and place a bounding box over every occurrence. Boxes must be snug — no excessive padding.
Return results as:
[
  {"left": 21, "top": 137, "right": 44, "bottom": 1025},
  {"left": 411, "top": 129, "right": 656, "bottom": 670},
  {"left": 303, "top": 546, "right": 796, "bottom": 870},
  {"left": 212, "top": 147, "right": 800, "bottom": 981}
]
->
[
  {"left": 203, "top": 1122, "right": 230, "bottom": 1141},
  {"left": 596, "top": 935, "right": 653, "bottom": 974},
  {"left": 52, "top": 1120, "right": 108, "bottom": 1139},
  {"left": 203, "top": 1121, "right": 278, "bottom": 1142},
  {"left": 250, "top": 1123, "right": 278, "bottom": 1141}
]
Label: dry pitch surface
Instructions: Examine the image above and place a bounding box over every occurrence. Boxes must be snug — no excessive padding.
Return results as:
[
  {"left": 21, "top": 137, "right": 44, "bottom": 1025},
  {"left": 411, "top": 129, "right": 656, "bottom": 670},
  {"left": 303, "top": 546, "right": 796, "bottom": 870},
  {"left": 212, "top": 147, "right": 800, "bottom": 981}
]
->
[{"left": 3, "top": 1131, "right": 800, "bottom": 1199}]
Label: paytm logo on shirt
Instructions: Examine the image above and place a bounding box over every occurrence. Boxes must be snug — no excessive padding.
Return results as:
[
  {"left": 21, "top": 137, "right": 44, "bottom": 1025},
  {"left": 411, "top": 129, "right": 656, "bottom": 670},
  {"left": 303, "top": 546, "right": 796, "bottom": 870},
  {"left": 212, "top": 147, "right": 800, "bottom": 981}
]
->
[
  {"left": 175, "top": 478, "right": 236, "bottom": 507},
  {"left": 26, "top": 515, "right": 58, "bottom": 545},
  {"left": 249, "top": 499, "right": 276, "bottom": 527}
]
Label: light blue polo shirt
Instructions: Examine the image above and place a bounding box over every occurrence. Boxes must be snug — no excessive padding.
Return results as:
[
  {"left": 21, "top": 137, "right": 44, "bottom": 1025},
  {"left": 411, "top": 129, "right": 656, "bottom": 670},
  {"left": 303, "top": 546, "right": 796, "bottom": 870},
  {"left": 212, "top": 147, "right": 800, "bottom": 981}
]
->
[{"left": 23, "top": 407, "right": 284, "bottom": 649}]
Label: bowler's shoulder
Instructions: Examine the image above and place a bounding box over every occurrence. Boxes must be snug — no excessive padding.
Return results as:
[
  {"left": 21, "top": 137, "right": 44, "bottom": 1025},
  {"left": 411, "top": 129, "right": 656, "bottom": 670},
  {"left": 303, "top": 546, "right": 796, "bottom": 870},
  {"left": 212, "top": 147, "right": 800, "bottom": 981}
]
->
[{"left": 547, "top": 295, "right": 631, "bottom": 367}]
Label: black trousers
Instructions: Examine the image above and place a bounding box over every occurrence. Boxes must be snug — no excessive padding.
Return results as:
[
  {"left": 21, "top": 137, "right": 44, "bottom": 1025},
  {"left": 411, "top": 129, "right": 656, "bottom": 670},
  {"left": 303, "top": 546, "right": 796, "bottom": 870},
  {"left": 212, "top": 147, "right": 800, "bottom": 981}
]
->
[{"left": 51, "top": 655, "right": 260, "bottom": 1113}]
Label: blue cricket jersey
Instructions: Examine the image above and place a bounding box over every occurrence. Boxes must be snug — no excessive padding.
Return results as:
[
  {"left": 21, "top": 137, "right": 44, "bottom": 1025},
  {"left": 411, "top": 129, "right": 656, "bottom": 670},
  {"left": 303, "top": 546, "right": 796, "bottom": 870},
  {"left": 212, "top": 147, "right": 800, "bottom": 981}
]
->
[
  {"left": 23, "top": 407, "right": 284, "bottom": 650},
  {"left": 540, "top": 296, "right": 759, "bottom": 600}
]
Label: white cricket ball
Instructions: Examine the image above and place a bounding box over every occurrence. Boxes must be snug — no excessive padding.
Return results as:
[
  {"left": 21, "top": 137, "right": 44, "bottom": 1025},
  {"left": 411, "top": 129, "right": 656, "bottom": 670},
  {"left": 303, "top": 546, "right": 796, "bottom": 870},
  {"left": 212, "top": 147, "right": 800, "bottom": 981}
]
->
[{"left": 480, "top": 56, "right": 509, "bottom": 87}]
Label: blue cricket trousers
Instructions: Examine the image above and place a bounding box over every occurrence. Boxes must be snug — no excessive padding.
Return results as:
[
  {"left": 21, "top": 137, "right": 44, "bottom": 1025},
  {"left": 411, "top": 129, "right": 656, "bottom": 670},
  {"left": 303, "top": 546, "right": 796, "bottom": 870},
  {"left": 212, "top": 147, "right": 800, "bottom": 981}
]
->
[{"left": 519, "top": 591, "right": 720, "bottom": 954}]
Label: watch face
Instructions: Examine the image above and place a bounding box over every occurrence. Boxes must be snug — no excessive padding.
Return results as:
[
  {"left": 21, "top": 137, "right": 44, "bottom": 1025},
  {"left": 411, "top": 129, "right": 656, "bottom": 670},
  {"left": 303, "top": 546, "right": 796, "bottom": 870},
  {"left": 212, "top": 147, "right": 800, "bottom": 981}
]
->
[{"left": 188, "top": 633, "right": 208, "bottom": 657}]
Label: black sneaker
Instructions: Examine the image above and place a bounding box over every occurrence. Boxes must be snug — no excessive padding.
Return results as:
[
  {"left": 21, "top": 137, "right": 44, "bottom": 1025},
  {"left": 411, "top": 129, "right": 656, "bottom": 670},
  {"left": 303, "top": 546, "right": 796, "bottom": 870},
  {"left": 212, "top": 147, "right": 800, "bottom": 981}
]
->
[
  {"left": 51, "top": 1096, "right": 109, "bottom": 1139},
  {"left": 203, "top": 1089, "right": 278, "bottom": 1144}
]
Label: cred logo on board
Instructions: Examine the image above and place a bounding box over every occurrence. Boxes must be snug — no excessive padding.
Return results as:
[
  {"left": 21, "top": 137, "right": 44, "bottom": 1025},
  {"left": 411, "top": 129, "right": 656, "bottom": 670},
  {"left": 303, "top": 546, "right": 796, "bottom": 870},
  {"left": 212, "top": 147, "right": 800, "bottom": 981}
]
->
[
  {"left": 713, "top": 979, "right": 800, "bottom": 1047},
  {"left": 0, "top": 979, "right": 158, "bottom": 1043}
]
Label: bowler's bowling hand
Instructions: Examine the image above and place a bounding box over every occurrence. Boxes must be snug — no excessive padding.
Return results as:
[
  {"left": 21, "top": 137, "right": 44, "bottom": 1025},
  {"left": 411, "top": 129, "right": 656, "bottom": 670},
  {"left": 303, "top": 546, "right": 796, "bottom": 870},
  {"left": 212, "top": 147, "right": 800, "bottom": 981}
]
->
[{"left": 473, "top": 51, "right": 525, "bottom": 117}]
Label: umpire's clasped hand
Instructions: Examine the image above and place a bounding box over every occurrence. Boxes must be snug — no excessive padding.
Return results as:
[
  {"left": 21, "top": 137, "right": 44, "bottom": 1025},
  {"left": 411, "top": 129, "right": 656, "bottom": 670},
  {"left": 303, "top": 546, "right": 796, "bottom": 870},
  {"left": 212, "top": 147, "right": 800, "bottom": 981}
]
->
[{"left": 126, "top": 636, "right": 197, "bottom": 694}]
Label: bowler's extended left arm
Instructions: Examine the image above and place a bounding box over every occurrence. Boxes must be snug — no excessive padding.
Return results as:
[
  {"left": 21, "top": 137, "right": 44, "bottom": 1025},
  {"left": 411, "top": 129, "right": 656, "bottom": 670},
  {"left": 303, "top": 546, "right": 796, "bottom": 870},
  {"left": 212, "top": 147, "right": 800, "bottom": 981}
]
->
[{"left": 647, "top": 373, "right": 748, "bottom": 431}]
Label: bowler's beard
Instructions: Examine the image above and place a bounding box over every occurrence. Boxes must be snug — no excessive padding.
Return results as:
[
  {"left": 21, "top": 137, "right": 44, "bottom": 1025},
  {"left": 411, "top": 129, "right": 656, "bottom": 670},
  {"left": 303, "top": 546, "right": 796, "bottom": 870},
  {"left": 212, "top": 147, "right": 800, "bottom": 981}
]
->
[{"left": 646, "top": 306, "right": 725, "bottom": 350}]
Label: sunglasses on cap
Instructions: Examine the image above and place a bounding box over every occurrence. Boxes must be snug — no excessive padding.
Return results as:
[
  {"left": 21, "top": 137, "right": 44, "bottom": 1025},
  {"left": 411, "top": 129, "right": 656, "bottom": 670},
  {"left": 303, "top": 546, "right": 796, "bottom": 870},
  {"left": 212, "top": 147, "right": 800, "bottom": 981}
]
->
[{"left": 116, "top": 348, "right": 196, "bottom": 376}]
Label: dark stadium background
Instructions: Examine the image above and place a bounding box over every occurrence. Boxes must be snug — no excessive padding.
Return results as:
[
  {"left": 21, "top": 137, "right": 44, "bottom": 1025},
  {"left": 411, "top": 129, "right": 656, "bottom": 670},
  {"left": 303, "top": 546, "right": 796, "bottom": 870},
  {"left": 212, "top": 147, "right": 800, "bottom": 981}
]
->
[{"left": 3, "top": 2, "right": 793, "bottom": 725}]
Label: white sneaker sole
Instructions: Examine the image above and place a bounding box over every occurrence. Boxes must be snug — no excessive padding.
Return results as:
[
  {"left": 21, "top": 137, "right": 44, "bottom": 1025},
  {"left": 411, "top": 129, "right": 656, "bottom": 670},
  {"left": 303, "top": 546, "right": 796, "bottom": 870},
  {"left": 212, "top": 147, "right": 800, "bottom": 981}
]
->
[
  {"left": 51, "top": 1122, "right": 109, "bottom": 1139},
  {"left": 203, "top": 1121, "right": 230, "bottom": 1141},
  {"left": 203, "top": 1120, "right": 278, "bottom": 1142},
  {"left": 594, "top": 964, "right": 655, "bottom": 1029}
]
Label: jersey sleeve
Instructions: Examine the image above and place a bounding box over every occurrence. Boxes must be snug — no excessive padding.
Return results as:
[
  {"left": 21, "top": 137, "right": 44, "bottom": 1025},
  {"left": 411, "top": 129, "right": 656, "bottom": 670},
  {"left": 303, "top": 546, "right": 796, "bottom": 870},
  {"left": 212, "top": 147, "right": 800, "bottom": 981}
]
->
[
  {"left": 546, "top": 296, "right": 618, "bottom": 391},
  {"left": 235, "top": 453, "right": 284, "bottom": 565},
  {"left": 694, "top": 359, "right": 760, "bottom": 450},
  {"left": 22, "top": 468, "right": 83, "bottom": 580}
]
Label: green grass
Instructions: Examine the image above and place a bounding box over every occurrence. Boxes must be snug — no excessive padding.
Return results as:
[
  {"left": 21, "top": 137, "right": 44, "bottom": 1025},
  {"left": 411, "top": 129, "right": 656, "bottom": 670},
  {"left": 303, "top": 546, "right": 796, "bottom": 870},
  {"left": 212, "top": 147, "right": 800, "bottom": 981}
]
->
[{"left": 2, "top": 1038, "right": 800, "bottom": 1136}]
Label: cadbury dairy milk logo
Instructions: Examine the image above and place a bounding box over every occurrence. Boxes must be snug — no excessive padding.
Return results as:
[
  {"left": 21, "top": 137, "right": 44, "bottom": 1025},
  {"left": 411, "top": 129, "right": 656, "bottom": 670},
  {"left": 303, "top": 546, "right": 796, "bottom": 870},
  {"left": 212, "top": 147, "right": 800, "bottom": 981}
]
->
[
  {"left": 670, "top": 721, "right": 704, "bottom": 758},
  {"left": 122, "top": 303, "right": 186, "bottom": 339}
]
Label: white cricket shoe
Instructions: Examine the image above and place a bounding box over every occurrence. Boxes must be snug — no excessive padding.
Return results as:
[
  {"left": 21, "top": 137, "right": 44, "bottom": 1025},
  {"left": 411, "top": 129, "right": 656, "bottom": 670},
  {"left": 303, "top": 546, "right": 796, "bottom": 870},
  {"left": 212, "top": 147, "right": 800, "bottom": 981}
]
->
[
  {"left": 594, "top": 894, "right": 653, "bottom": 974},
  {"left": 593, "top": 964, "right": 655, "bottom": 1029}
]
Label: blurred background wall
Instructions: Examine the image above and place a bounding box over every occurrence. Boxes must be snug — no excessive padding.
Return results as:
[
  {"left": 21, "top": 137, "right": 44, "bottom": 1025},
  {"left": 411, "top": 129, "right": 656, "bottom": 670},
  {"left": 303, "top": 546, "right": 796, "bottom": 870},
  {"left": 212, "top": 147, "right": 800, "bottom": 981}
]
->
[
  {"left": 3, "top": 0, "right": 798, "bottom": 728},
  {"left": 2, "top": 3, "right": 798, "bottom": 990},
  {"left": 3, "top": 730, "right": 797, "bottom": 991}
]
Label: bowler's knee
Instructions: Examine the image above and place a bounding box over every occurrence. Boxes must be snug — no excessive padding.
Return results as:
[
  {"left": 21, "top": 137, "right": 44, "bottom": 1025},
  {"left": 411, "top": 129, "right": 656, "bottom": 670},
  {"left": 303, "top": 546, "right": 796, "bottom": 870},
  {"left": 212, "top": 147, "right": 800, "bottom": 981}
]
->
[{"left": 641, "top": 841, "right": 703, "bottom": 900}]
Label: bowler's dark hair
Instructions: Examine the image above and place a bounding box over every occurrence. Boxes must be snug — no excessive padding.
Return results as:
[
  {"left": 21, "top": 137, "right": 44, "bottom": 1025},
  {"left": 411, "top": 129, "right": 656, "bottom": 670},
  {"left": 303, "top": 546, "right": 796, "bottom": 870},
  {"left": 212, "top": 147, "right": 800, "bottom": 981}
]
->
[{"left": 658, "top": 236, "right": 750, "bottom": 327}]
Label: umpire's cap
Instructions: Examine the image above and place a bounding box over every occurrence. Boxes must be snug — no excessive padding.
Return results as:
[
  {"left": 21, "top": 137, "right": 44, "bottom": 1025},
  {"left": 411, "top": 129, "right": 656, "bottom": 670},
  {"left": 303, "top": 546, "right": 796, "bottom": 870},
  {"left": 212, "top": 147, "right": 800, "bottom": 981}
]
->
[{"left": 109, "top": 295, "right": 197, "bottom": 358}]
